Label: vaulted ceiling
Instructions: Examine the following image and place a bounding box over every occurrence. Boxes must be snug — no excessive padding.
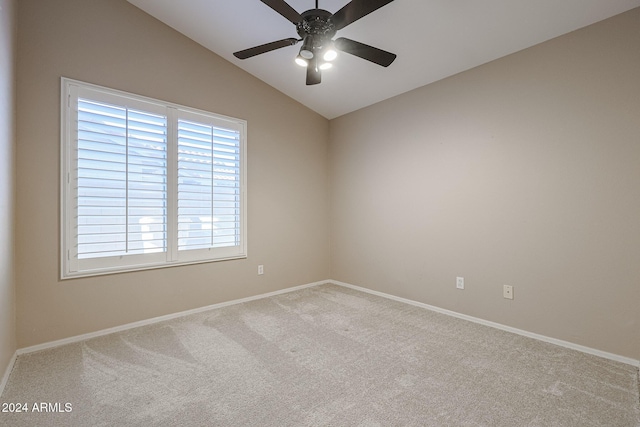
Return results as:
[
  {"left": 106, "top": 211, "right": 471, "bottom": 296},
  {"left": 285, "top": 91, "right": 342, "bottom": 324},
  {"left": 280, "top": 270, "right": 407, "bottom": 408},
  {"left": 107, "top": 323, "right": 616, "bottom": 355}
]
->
[{"left": 127, "top": 0, "right": 640, "bottom": 119}]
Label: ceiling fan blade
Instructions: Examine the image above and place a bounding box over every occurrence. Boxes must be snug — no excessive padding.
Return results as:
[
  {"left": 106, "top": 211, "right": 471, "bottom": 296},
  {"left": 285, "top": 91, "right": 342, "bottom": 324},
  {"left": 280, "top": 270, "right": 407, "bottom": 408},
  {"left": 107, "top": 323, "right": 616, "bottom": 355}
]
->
[
  {"left": 233, "top": 38, "right": 299, "bottom": 59},
  {"left": 334, "top": 37, "right": 396, "bottom": 67},
  {"left": 260, "top": 0, "right": 303, "bottom": 24},
  {"left": 306, "top": 56, "right": 321, "bottom": 85},
  {"left": 331, "top": 0, "right": 395, "bottom": 31}
]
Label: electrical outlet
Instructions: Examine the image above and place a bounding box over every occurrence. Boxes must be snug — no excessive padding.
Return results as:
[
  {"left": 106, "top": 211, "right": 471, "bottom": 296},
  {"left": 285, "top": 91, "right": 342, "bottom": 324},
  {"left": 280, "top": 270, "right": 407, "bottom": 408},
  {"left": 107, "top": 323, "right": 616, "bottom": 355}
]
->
[
  {"left": 258, "top": 265, "right": 264, "bottom": 275},
  {"left": 503, "top": 285, "right": 513, "bottom": 300},
  {"left": 456, "top": 277, "right": 464, "bottom": 290}
]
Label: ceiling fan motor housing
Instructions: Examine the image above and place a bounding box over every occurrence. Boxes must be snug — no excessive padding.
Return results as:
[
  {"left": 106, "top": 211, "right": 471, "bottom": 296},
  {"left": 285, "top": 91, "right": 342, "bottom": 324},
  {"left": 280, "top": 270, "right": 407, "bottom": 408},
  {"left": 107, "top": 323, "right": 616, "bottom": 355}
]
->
[{"left": 296, "top": 9, "right": 336, "bottom": 55}]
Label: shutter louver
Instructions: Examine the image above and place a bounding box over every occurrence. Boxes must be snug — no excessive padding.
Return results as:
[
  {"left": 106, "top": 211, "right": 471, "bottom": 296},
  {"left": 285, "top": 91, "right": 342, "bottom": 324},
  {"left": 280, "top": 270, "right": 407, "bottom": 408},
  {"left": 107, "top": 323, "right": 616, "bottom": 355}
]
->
[{"left": 76, "top": 99, "right": 168, "bottom": 259}]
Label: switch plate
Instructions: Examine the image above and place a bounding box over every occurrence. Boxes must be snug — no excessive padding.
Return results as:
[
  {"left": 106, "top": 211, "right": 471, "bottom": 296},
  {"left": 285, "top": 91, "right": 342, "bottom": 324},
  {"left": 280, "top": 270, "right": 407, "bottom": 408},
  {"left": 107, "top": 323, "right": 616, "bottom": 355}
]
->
[
  {"left": 503, "top": 285, "right": 513, "bottom": 299},
  {"left": 456, "top": 277, "right": 464, "bottom": 290},
  {"left": 258, "top": 265, "right": 264, "bottom": 275}
]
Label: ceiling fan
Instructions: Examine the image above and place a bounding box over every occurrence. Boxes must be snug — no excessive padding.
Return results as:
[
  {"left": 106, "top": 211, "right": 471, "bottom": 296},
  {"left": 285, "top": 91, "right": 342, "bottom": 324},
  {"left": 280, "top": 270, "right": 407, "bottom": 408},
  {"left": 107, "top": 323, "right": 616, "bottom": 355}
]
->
[{"left": 233, "top": 0, "right": 397, "bottom": 86}]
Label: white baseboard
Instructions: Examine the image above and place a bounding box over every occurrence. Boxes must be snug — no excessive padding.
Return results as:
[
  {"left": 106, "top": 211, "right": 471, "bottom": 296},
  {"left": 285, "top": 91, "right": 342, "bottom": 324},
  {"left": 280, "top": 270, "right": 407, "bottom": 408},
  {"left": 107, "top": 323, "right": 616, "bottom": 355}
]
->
[
  {"left": 329, "top": 280, "right": 640, "bottom": 368},
  {"left": 0, "top": 351, "right": 17, "bottom": 398},
  {"left": 17, "top": 280, "right": 325, "bottom": 356}
]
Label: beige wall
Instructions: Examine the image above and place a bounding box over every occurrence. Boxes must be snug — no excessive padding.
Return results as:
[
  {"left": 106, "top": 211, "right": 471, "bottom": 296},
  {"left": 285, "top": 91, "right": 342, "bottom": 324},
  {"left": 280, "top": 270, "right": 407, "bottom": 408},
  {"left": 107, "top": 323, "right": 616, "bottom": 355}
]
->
[
  {"left": 330, "top": 9, "right": 640, "bottom": 359},
  {"left": 15, "top": 0, "right": 330, "bottom": 348},
  {"left": 11, "top": 0, "right": 640, "bottom": 363},
  {"left": 0, "top": 0, "right": 16, "bottom": 380}
]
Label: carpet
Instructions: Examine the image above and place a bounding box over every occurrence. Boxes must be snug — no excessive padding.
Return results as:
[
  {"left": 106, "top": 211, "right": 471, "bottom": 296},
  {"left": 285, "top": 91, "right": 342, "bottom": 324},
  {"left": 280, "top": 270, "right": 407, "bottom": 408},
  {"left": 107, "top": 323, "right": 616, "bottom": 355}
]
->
[{"left": 1, "top": 283, "right": 639, "bottom": 426}]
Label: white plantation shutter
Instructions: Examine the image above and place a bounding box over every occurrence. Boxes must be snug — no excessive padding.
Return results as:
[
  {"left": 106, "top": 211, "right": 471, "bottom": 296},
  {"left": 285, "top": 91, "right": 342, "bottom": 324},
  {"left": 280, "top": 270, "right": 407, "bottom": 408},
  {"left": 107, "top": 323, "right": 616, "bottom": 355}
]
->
[
  {"left": 76, "top": 99, "right": 168, "bottom": 260},
  {"left": 177, "top": 117, "right": 241, "bottom": 256},
  {"left": 62, "top": 79, "right": 246, "bottom": 278}
]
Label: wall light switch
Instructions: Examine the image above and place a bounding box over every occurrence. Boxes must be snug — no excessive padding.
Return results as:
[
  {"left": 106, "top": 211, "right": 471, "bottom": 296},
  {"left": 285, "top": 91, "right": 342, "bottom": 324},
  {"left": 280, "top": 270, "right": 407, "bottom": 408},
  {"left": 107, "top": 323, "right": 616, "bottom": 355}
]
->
[
  {"left": 258, "top": 265, "right": 264, "bottom": 275},
  {"left": 456, "top": 277, "right": 464, "bottom": 290}
]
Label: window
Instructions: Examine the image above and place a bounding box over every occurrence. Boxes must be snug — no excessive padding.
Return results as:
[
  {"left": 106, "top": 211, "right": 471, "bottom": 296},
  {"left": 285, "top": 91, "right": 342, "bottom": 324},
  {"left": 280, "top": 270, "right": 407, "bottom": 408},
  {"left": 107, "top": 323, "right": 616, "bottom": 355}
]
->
[{"left": 61, "top": 78, "right": 246, "bottom": 278}]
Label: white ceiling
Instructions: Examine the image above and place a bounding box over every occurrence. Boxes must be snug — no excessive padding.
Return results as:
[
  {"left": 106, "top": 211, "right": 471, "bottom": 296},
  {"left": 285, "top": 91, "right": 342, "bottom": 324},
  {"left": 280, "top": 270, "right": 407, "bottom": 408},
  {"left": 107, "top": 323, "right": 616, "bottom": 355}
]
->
[{"left": 127, "top": 0, "right": 640, "bottom": 119}]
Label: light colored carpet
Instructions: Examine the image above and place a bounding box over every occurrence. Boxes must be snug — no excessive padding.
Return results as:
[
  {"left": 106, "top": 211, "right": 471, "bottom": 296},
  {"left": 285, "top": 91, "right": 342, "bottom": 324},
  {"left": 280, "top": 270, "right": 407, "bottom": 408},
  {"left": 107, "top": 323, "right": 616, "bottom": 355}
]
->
[{"left": 1, "top": 283, "right": 639, "bottom": 426}]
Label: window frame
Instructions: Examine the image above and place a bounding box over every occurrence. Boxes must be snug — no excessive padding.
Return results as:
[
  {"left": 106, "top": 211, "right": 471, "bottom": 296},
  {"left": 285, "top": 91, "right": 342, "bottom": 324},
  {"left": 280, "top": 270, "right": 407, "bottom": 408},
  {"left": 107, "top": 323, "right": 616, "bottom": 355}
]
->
[{"left": 61, "top": 78, "right": 247, "bottom": 279}]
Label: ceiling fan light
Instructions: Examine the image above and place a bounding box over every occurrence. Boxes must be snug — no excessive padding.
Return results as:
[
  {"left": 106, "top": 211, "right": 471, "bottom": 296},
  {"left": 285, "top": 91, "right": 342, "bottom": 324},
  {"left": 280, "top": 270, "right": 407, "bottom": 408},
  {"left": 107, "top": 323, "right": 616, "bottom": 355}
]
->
[
  {"left": 319, "top": 62, "right": 332, "bottom": 70},
  {"left": 323, "top": 48, "right": 337, "bottom": 62},
  {"left": 300, "top": 36, "right": 314, "bottom": 59},
  {"left": 295, "top": 56, "right": 308, "bottom": 67}
]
